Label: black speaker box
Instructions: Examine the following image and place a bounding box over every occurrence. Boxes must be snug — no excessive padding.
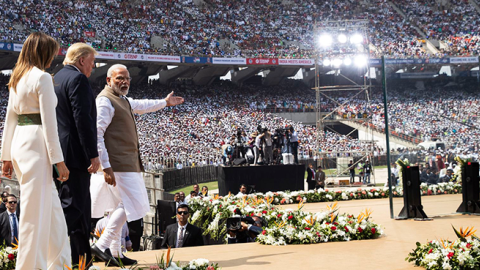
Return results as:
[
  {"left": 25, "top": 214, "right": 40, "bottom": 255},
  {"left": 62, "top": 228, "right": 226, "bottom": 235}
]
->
[
  {"left": 233, "top": 158, "right": 246, "bottom": 166},
  {"left": 456, "top": 162, "right": 480, "bottom": 213},
  {"left": 397, "top": 166, "right": 428, "bottom": 219}
]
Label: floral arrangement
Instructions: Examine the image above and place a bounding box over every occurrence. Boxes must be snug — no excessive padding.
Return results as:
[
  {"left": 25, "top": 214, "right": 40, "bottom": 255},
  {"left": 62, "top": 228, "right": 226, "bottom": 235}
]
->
[
  {"left": 188, "top": 193, "right": 384, "bottom": 244},
  {"left": 406, "top": 226, "right": 480, "bottom": 269},
  {"left": 256, "top": 202, "right": 383, "bottom": 245},
  {"left": 189, "top": 182, "right": 461, "bottom": 213},
  {"left": 86, "top": 247, "right": 220, "bottom": 270},
  {"left": 0, "top": 245, "right": 17, "bottom": 270}
]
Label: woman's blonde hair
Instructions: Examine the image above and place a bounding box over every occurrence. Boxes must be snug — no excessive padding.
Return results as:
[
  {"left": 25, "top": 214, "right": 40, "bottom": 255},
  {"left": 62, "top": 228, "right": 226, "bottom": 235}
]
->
[
  {"left": 63, "top": 43, "right": 98, "bottom": 66},
  {"left": 8, "top": 32, "right": 59, "bottom": 91}
]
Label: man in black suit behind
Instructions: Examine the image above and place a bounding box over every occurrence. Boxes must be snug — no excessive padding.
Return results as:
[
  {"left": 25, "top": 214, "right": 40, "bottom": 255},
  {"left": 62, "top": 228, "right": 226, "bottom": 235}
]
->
[
  {"left": 0, "top": 195, "right": 19, "bottom": 247},
  {"left": 54, "top": 43, "right": 100, "bottom": 265},
  {"left": 306, "top": 163, "right": 316, "bottom": 190},
  {"left": 161, "top": 204, "right": 204, "bottom": 249}
]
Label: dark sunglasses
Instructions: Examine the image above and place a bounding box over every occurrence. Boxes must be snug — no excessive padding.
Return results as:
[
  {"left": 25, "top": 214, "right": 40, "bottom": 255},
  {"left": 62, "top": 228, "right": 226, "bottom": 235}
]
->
[
  {"left": 177, "top": 211, "right": 189, "bottom": 215},
  {"left": 8, "top": 201, "right": 17, "bottom": 205}
]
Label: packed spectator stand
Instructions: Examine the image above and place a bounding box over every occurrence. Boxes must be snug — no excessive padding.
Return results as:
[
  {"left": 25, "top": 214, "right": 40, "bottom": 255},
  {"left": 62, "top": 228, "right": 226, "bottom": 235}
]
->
[
  {"left": 1, "top": 72, "right": 480, "bottom": 170},
  {"left": 1, "top": 0, "right": 479, "bottom": 57}
]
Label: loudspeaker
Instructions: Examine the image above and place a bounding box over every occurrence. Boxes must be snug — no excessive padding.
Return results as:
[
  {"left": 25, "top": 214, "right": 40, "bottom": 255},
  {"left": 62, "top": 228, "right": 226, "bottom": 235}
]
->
[
  {"left": 156, "top": 200, "right": 177, "bottom": 234},
  {"left": 397, "top": 166, "right": 429, "bottom": 219},
  {"left": 456, "top": 162, "right": 480, "bottom": 213},
  {"left": 233, "top": 158, "right": 246, "bottom": 166}
]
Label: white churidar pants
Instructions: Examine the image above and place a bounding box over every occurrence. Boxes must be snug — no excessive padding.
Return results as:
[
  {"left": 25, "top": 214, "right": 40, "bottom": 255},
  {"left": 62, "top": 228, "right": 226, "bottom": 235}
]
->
[
  {"left": 90, "top": 172, "right": 150, "bottom": 257},
  {"left": 11, "top": 125, "right": 71, "bottom": 270}
]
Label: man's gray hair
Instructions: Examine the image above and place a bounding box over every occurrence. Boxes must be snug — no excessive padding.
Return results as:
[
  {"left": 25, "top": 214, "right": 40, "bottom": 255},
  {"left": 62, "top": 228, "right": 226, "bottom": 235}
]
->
[{"left": 107, "top": 64, "right": 128, "bottom": 77}]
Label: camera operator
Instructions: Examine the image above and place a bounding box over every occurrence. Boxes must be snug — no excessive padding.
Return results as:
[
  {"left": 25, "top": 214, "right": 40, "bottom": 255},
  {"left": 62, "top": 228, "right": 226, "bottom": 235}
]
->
[
  {"left": 222, "top": 145, "right": 234, "bottom": 166},
  {"left": 286, "top": 126, "right": 299, "bottom": 164},
  {"left": 248, "top": 131, "right": 261, "bottom": 165},
  {"left": 227, "top": 211, "right": 266, "bottom": 244},
  {"left": 233, "top": 128, "right": 246, "bottom": 159},
  {"left": 258, "top": 128, "right": 273, "bottom": 165},
  {"left": 272, "top": 129, "right": 285, "bottom": 165}
]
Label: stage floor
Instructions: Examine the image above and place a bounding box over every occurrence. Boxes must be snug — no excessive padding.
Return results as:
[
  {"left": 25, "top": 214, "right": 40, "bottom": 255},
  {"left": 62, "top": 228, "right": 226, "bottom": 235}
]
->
[{"left": 96, "top": 194, "right": 480, "bottom": 269}]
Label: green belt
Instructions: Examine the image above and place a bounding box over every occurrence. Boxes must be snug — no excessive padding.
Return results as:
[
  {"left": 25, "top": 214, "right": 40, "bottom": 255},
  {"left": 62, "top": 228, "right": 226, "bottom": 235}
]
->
[{"left": 18, "top": 114, "right": 42, "bottom": 126}]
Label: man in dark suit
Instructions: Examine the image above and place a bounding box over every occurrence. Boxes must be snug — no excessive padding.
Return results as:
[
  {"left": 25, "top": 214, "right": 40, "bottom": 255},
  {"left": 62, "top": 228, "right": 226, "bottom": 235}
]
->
[
  {"left": 315, "top": 166, "right": 326, "bottom": 190},
  {"left": 0, "top": 194, "right": 19, "bottom": 247},
  {"left": 306, "top": 163, "right": 316, "bottom": 190},
  {"left": 161, "top": 204, "right": 204, "bottom": 249},
  {"left": 54, "top": 43, "right": 100, "bottom": 266},
  {"left": 0, "top": 191, "right": 9, "bottom": 214}
]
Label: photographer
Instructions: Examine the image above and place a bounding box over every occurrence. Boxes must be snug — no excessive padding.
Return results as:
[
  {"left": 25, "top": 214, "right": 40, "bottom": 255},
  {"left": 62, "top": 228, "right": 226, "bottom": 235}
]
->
[
  {"left": 286, "top": 126, "right": 299, "bottom": 164},
  {"left": 258, "top": 128, "right": 273, "bottom": 165},
  {"left": 272, "top": 129, "right": 285, "bottom": 165},
  {"left": 227, "top": 212, "right": 266, "bottom": 244},
  {"left": 222, "top": 145, "right": 234, "bottom": 166},
  {"left": 233, "top": 128, "right": 246, "bottom": 159},
  {"left": 248, "top": 132, "right": 261, "bottom": 165}
]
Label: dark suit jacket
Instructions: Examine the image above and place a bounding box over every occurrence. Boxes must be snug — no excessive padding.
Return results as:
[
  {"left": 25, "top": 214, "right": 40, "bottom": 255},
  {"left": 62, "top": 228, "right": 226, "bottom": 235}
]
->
[
  {"left": 54, "top": 65, "right": 98, "bottom": 171},
  {"left": 306, "top": 168, "right": 315, "bottom": 183},
  {"left": 0, "top": 211, "right": 18, "bottom": 247},
  {"left": 315, "top": 170, "right": 326, "bottom": 186},
  {"left": 161, "top": 223, "right": 204, "bottom": 249}
]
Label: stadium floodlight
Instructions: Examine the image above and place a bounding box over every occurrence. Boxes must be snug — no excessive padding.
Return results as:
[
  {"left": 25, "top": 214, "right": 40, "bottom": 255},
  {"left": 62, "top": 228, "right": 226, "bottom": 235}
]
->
[
  {"left": 323, "top": 59, "right": 331, "bottom": 66},
  {"left": 344, "top": 57, "right": 352, "bottom": 66},
  {"left": 350, "top": 33, "right": 363, "bottom": 44},
  {"left": 338, "top": 34, "right": 347, "bottom": 44},
  {"left": 333, "top": 58, "right": 342, "bottom": 67},
  {"left": 354, "top": 55, "right": 367, "bottom": 67},
  {"left": 318, "top": 34, "right": 333, "bottom": 47}
]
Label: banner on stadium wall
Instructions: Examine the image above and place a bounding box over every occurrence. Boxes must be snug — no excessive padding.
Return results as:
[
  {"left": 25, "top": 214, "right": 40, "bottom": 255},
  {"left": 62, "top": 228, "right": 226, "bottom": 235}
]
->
[
  {"left": 84, "top": 31, "right": 96, "bottom": 37},
  {"left": 181, "top": 56, "right": 212, "bottom": 64},
  {"left": 13, "top": 43, "right": 22, "bottom": 52},
  {"left": 369, "top": 58, "right": 451, "bottom": 66},
  {"left": 145, "top": 55, "right": 181, "bottom": 63},
  {"left": 212, "top": 58, "right": 246, "bottom": 65},
  {"left": 96, "top": 51, "right": 116, "bottom": 60},
  {"left": 0, "top": 42, "right": 13, "bottom": 51},
  {"left": 58, "top": 47, "right": 68, "bottom": 56},
  {"left": 450, "top": 57, "right": 478, "bottom": 64},
  {"left": 246, "top": 58, "right": 279, "bottom": 65},
  {"left": 278, "top": 59, "right": 314, "bottom": 66}
]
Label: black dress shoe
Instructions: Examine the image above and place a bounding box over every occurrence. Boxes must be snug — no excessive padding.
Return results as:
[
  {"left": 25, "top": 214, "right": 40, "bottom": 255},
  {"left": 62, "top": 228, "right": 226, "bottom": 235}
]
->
[
  {"left": 91, "top": 245, "right": 119, "bottom": 266},
  {"left": 114, "top": 255, "right": 138, "bottom": 266}
]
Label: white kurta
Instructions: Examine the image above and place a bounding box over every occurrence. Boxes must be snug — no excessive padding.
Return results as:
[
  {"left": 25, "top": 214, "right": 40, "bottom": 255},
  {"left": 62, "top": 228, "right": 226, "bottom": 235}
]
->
[
  {"left": 91, "top": 95, "right": 166, "bottom": 222},
  {"left": 0, "top": 67, "right": 71, "bottom": 269}
]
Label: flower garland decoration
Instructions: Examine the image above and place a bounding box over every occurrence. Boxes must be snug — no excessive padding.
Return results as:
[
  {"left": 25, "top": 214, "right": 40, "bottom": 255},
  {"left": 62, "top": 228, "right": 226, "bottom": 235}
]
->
[
  {"left": 256, "top": 203, "right": 383, "bottom": 245},
  {"left": 188, "top": 194, "right": 384, "bottom": 244},
  {"left": 87, "top": 247, "right": 221, "bottom": 270},
  {"left": 406, "top": 226, "right": 480, "bottom": 269},
  {"left": 0, "top": 245, "right": 17, "bottom": 270}
]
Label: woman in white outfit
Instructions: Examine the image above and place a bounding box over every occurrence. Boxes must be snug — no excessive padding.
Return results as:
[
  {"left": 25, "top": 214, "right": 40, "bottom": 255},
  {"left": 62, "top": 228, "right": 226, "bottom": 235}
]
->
[{"left": 1, "top": 32, "right": 72, "bottom": 269}]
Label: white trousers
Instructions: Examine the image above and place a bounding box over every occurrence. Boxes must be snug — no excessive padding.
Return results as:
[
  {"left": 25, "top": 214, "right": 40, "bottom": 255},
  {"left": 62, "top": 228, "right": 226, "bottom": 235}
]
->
[
  {"left": 95, "top": 203, "right": 127, "bottom": 258},
  {"left": 11, "top": 125, "right": 71, "bottom": 269}
]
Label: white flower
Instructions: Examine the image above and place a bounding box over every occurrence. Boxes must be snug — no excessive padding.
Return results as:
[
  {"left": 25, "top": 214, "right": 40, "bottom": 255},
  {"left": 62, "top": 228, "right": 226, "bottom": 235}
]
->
[
  {"left": 166, "top": 262, "right": 182, "bottom": 270},
  {"left": 88, "top": 267, "right": 102, "bottom": 270},
  {"left": 441, "top": 261, "right": 452, "bottom": 270}
]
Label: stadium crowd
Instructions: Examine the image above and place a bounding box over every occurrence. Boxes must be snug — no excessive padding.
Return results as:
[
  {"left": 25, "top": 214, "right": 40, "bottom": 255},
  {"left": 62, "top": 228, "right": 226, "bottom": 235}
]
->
[
  {"left": 336, "top": 82, "right": 480, "bottom": 155},
  {"left": 1, "top": 0, "right": 479, "bottom": 57},
  {"left": 396, "top": 0, "right": 480, "bottom": 56},
  {"left": 2, "top": 71, "right": 480, "bottom": 169}
]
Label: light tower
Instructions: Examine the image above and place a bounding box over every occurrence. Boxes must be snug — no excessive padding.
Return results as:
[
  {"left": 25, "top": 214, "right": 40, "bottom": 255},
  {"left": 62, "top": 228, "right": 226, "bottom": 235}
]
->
[{"left": 313, "top": 20, "right": 376, "bottom": 184}]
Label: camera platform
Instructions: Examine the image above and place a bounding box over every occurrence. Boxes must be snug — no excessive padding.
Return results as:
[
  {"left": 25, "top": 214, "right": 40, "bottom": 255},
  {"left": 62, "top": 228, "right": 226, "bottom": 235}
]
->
[{"left": 218, "top": 164, "right": 306, "bottom": 195}]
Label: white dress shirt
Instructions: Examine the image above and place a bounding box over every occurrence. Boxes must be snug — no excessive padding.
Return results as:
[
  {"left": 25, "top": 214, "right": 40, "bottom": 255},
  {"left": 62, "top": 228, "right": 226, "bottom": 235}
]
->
[
  {"left": 8, "top": 210, "right": 18, "bottom": 242},
  {"left": 176, "top": 223, "right": 188, "bottom": 248}
]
